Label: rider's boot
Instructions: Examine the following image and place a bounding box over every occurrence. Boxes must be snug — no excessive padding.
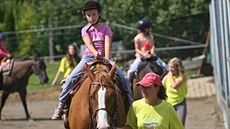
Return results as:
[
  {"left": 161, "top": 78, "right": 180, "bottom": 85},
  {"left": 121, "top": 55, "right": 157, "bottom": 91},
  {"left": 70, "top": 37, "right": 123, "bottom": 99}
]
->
[{"left": 51, "top": 102, "right": 65, "bottom": 120}]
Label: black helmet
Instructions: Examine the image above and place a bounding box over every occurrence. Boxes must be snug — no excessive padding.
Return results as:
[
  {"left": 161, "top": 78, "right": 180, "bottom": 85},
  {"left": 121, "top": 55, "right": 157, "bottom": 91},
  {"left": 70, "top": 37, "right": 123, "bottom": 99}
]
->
[
  {"left": 83, "top": 0, "right": 101, "bottom": 12},
  {"left": 137, "top": 19, "right": 152, "bottom": 31}
]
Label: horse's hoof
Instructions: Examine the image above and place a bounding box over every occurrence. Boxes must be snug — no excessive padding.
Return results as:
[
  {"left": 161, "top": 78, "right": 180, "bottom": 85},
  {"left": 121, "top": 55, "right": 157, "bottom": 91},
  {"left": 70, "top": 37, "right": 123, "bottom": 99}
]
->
[
  {"left": 28, "top": 118, "right": 34, "bottom": 122},
  {"left": 27, "top": 116, "right": 33, "bottom": 121},
  {"left": 51, "top": 115, "right": 62, "bottom": 120}
]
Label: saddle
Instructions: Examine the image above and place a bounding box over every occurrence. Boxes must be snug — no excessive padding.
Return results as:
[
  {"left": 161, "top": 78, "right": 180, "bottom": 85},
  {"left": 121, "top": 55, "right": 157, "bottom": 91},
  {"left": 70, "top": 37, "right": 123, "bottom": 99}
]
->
[
  {"left": 0, "top": 59, "right": 14, "bottom": 90},
  {"left": 0, "top": 59, "right": 14, "bottom": 76}
]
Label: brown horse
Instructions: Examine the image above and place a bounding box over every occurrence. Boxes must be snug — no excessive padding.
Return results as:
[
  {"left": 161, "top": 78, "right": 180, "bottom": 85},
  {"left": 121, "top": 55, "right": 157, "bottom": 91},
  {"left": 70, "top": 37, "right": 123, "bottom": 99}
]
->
[
  {"left": 132, "top": 59, "right": 166, "bottom": 100},
  {"left": 0, "top": 58, "right": 49, "bottom": 120},
  {"left": 68, "top": 61, "right": 126, "bottom": 129}
]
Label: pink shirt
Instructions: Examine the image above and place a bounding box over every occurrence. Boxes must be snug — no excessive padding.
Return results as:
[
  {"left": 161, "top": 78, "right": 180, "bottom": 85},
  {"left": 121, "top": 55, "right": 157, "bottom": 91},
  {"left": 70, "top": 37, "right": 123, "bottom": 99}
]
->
[
  {"left": 0, "top": 41, "right": 10, "bottom": 59},
  {"left": 81, "top": 24, "right": 112, "bottom": 56}
]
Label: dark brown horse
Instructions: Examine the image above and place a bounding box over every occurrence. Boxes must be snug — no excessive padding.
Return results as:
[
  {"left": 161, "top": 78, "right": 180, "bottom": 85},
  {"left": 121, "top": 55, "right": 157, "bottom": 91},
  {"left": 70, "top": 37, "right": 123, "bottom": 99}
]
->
[
  {"left": 0, "top": 58, "right": 49, "bottom": 120},
  {"left": 68, "top": 61, "right": 126, "bottom": 129},
  {"left": 132, "top": 58, "right": 166, "bottom": 100}
]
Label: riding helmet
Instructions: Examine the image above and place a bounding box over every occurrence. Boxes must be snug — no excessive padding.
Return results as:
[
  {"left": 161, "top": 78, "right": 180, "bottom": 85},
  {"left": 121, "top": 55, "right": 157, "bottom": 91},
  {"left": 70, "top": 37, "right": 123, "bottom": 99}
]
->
[
  {"left": 82, "top": 0, "right": 102, "bottom": 12},
  {"left": 137, "top": 18, "right": 152, "bottom": 31},
  {"left": 0, "top": 32, "right": 6, "bottom": 41}
]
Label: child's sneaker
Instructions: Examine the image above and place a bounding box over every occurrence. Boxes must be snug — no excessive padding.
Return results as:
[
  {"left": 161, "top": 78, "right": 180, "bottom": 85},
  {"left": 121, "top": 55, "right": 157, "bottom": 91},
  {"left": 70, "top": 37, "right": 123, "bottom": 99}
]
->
[
  {"left": 51, "top": 102, "right": 65, "bottom": 120},
  {"left": 51, "top": 107, "right": 63, "bottom": 120}
]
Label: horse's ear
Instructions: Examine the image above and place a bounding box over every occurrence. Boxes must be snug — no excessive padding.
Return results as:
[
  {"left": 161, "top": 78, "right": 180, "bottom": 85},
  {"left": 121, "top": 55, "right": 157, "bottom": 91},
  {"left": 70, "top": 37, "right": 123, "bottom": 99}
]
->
[
  {"left": 83, "top": 63, "right": 94, "bottom": 81},
  {"left": 109, "top": 60, "right": 116, "bottom": 79},
  {"left": 34, "top": 56, "right": 39, "bottom": 61},
  {"left": 34, "top": 57, "right": 43, "bottom": 62}
]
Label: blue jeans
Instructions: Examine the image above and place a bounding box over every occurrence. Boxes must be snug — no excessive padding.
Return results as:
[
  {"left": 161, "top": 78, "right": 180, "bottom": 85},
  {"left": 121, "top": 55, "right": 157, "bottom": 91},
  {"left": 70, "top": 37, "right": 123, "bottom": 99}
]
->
[
  {"left": 127, "top": 57, "right": 142, "bottom": 79},
  {"left": 59, "top": 56, "right": 133, "bottom": 105},
  {"left": 127, "top": 56, "right": 169, "bottom": 79},
  {"left": 156, "top": 56, "right": 169, "bottom": 72}
]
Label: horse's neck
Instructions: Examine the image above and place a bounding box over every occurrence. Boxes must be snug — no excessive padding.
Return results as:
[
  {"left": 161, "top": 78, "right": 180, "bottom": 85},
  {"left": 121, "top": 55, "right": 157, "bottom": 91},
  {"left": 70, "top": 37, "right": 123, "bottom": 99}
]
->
[
  {"left": 16, "top": 60, "right": 33, "bottom": 66},
  {"left": 14, "top": 60, "right": 34, "bottom": 76},
  {"left": 77, "top": 77, "right": 91, "bottom": 100}
]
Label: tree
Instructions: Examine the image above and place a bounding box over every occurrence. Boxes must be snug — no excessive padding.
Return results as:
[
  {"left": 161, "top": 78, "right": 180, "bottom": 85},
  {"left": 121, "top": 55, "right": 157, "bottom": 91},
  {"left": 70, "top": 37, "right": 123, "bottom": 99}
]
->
[{"left": 0, "top": 0, "right": 210, "bottom": 60}]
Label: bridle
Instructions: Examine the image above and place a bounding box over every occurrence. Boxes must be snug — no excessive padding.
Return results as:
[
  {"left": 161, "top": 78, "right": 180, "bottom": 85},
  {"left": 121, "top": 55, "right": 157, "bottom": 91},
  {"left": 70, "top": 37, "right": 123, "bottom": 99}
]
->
[
  {"left": 32, "top": 60, "right": 47, "bottom": 83},
  {"left": 88, "top": 81, "right": 118, "bottom": 129}
]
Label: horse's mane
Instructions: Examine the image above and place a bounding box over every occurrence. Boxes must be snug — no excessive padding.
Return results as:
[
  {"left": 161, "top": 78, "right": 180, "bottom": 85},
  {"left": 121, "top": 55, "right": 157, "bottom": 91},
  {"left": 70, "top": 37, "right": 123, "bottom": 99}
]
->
[
  {"left": 94, "top": 64, "right": 114, "bottom": 85},
  {"left": 15, "top": 57, "right": 43, "bottom": 61},
  {"left": 136, "top": 61, "right": 149, "bottom": 75},
  {"left": 136, "top": 61, "right": 164, "bottom": 78},
  {"left": 13, "top": 57, "right": 33, "bottom": 61},
  {"left": 21, "top": 57, "right": 33, "bottom": 60}
]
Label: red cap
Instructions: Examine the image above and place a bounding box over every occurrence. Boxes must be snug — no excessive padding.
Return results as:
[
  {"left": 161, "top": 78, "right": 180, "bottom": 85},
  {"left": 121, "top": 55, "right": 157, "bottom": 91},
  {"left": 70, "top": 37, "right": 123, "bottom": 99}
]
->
[{"left": 136, "top": 73, "right": 162, "bottom": 87}]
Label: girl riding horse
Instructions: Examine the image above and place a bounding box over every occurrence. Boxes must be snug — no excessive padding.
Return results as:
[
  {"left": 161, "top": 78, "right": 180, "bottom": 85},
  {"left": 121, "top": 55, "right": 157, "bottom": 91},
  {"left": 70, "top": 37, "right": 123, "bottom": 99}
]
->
[
  {"left": 127, "top": 18, "right": 168, "bottom": 82},
  {"left": 51, "top": 0, "right": 133, "bottom": 120},
  {"left": 0, "top": 32, "right": 12, "bottom": 90}
]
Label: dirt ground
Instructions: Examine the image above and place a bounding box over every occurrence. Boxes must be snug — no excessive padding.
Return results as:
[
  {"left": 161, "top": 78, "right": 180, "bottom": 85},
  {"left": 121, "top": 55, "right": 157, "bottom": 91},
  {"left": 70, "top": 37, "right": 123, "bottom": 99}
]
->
[{"left": 0, "top": 77, "right": 226, "bottom": 129}]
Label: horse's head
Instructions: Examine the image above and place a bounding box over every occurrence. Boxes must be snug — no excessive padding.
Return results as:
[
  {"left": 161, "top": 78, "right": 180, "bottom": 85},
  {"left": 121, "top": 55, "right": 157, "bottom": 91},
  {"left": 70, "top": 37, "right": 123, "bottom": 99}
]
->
[
  {"left": 32, "top": 58, "right": 49, "bottom": 84},
  {"left": 137, "top": 61, "right": 164, "bottom": 80},
  {"left": 84, "top": 61, "right": 117, "bottom": 129},
  {"left": 132, "top": 61, "right": 165, "bottom": 100}
]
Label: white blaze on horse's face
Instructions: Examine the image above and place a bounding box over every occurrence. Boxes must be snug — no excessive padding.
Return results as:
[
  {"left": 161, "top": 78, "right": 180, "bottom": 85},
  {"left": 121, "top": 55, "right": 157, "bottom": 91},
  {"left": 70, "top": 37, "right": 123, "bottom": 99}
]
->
[{"left": 97, "top": 86, "right": 109, "bottom": 129}]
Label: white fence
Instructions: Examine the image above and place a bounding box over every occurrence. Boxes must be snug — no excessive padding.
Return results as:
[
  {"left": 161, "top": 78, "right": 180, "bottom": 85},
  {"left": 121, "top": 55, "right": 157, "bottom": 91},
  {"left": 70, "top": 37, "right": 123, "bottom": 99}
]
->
[
  {"left": 182, "top": 55, "right": 205, "bottom": 70},
  {"left": 210, "top": 0, "right": 230, "bottom": 129}
]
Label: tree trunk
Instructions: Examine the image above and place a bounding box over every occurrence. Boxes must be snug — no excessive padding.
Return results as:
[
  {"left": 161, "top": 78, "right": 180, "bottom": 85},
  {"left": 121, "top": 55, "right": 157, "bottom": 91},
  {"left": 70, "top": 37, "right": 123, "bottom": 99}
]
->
[{"left": 48, "top": 18, "right": 54, "bottom": 62}]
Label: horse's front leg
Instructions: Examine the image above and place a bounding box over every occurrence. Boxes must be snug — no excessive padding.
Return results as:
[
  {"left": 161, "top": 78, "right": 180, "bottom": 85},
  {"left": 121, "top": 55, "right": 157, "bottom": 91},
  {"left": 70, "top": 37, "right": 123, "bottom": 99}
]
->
[
  {"left": 19, "top": 89, "right": 32, "bottom": 120},
  {"left": 0, "top": 91, "right": 10, "bottom": 120}
]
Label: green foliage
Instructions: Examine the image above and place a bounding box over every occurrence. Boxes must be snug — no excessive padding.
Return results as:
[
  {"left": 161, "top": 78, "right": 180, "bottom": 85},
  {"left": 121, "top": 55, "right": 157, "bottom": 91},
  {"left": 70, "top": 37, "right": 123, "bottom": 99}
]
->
[
  {"left": 2, "top": 1, "right": 17, "bottom": 54},
  {"left": 0, "top": 0, "right": 210, "bottom": 60},
  {"left": 15, "top": 2, "right": 37, "bottom": 57},
  {"left": 27, "top": 61, "right": 60, "bottom": 91}
]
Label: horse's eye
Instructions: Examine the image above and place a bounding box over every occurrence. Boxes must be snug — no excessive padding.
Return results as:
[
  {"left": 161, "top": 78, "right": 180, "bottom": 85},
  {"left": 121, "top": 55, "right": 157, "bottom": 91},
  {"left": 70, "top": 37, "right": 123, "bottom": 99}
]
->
[{"left": 111, "top": 91, "right": 115, "bottom": 96}]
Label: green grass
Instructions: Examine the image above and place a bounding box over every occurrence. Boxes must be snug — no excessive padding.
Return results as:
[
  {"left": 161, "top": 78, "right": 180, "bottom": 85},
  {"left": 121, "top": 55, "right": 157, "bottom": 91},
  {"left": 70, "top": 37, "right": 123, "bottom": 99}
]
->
[
  {"left": 27, "top": 60, "right": 124, "bottom": 92},
  {"left": 27, "top": 62, "right": 62, "bottom": 92},
  {"left": 27, "top": 61, "right": 197, "bottom": 92}
]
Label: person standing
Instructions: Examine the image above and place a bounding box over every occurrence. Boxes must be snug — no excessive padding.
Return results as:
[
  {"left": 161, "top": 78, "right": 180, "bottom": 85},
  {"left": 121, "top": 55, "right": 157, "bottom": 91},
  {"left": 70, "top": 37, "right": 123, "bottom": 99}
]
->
[
  {"left": 51, "top": 44, "right": 80, "bottom": 86},
  {"left": 162, "top": 57, "right": 188, "bottom": 126},
  {"left": 119, "top": 73, "right": 184, "bottom": 129},
  {"left": 51, "top": 0, "right": 133, "bottom": 120}
]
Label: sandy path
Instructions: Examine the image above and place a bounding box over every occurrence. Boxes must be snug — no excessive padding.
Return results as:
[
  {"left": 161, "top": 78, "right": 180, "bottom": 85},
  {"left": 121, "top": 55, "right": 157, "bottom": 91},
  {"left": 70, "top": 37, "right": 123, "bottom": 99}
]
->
[{"left": 0, "top": 77, "right": 226, "bottom": 129}]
